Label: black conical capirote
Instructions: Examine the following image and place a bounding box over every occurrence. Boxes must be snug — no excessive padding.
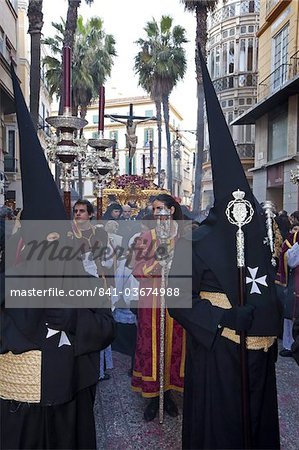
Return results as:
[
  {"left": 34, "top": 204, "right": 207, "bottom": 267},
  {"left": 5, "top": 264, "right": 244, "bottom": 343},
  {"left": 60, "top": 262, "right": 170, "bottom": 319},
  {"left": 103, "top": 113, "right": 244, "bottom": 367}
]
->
[
  {"left": 193, "top": 47, "right": 281, "bottom": 336},
  {"left": 197, "top": 46, "right": 253, "bottom": 205},
  {"left": 11, "top": 63, "right": 66, "bottom": 221}
]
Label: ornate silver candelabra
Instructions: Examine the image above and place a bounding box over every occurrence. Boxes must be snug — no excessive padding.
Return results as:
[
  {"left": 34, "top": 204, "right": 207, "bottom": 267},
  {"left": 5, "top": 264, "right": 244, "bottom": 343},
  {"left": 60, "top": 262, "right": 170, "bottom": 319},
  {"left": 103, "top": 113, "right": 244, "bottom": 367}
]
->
[{"left": 46, "top": 111, "right": 88, "bottom": 216}]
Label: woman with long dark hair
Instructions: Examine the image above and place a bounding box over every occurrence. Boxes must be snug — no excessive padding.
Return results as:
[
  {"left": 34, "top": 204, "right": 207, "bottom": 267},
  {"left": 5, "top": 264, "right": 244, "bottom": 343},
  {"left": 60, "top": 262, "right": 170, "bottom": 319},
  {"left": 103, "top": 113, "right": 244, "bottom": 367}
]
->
[{"left": 129, "top": 194, "right": 185, "bottom": 421}]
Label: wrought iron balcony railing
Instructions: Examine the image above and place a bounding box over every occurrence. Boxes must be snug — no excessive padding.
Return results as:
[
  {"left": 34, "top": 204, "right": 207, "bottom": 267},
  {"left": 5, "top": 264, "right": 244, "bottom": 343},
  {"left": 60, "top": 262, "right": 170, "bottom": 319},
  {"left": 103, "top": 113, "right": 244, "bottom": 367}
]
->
[
  {"left": 4, "top": 157, "right": 18, "bottom": 173},
  {"left": 213, "top": 73, "right": 258, "bottom": 93},
  {"left": 258, "top": 52, "right": 299, "bottom": 99}
]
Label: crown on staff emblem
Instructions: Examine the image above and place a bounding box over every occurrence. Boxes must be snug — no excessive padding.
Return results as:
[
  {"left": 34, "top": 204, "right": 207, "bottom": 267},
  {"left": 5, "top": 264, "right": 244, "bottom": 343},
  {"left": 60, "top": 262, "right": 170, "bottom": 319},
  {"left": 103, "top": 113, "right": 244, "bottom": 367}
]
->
[{"left": 226, "top": 189, "right": 254, "bottom": 228}]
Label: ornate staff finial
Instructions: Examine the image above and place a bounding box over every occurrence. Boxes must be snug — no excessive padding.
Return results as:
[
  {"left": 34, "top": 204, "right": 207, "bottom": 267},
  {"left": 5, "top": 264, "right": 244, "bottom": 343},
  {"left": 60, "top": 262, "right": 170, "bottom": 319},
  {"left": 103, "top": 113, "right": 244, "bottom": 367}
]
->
[
  {"left": 261, "top": 201, "right": 277, "bottom": 267},
  {"left": 226, "top": 190, "right": 254, "bottom": 267}
]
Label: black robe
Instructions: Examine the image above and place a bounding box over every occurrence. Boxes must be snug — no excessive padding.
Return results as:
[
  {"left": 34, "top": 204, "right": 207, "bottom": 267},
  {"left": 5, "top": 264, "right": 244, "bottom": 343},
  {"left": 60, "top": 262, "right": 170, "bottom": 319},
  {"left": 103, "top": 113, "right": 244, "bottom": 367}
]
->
[
  {"left": 0, "top": 231, "right": 116, "bottom": 450},
  {"left": 168, "top": 235, "right": 280, "bottom": 450}
]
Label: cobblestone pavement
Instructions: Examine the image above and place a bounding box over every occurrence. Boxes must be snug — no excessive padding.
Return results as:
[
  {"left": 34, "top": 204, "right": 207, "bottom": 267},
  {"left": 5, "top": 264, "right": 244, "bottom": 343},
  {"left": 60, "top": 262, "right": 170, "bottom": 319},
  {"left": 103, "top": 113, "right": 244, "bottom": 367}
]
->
[{"left": 94, "top": 348, "right": 299, "bottom": 450}]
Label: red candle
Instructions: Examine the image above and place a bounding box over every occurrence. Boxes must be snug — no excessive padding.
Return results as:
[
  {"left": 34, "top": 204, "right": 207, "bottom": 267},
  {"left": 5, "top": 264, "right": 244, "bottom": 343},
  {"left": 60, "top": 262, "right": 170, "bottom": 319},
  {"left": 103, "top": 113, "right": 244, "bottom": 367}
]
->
[
  {"left": 149, "top": 140, "right": 153, "bottom": 166},
  {"left": 98, "top": 86, "right": 105, "bottom": 132},
  {"left": 63, "top": 47, "right": 71, "bottom": 110}
]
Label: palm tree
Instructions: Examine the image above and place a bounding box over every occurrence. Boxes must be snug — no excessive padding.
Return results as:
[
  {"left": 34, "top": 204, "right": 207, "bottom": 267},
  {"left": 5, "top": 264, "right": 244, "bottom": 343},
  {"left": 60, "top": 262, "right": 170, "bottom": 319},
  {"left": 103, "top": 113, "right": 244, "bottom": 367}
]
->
[
  {"left": 58, "top": 0, "right": 94, "bottom": 113},
  {"left": 181, "top": 0, "right": 219, "bottom": 214},
  {"left": 43, "top": 16, "right": 116, "bottom": 197},
  {"left": 27, "top": 0, "right": 43, "bottom": 131},
  {"left": 135, "top": 16, "right": 187, "bottom": 192},
  {"left": 72, "top": 16, "right": 116, "bottom": 122},
  {"left": 43, "top": 16, "right": 116, "bottom": 118}
]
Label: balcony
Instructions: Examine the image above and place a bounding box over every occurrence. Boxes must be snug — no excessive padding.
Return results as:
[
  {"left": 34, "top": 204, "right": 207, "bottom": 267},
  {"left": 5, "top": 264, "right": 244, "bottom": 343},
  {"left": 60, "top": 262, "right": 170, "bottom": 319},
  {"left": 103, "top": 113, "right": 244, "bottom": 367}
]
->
[
  {"left": 213, "top": 73, "right": 257, "bottom": 93},
  {"left": 236, "top": 143, "right": 255, "bottom": 158},
  {"left": 258, "top": 53, "right": 299, "bottom": 99},
  {"left": 4, "top": 157, "right": 18, "bottom": 173},
  {"left": 202, "top": 144, "right": 254, "bottom": 165},
  {"left": 38, "top": 115, "right": 51, "bottom": 136}
]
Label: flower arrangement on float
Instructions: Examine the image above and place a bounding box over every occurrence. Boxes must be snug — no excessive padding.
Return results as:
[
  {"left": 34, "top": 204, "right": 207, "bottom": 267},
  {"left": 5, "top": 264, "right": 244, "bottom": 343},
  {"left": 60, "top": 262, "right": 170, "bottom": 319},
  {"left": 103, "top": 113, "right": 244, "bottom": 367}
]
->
[{"left": 116, "top": 174, "right": 150, "bottom": 189}]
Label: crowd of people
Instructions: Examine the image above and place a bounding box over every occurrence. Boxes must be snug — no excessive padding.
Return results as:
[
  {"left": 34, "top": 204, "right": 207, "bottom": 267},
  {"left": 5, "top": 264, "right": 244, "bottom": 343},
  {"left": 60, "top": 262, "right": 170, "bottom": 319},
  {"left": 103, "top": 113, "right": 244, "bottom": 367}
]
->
[{"left": 2, "top": 195, "right": 299, "bottom": 449}]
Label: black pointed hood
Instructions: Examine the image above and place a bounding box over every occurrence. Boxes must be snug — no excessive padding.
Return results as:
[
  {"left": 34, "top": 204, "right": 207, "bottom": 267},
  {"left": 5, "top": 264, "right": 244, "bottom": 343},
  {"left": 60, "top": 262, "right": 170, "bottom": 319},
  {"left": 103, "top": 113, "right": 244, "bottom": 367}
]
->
[
  {"left": 11, "top": 63, "right": 66, "bottom": 221},
  {"left": 194, "top": 46, "right": 281, "bottom": 336}
]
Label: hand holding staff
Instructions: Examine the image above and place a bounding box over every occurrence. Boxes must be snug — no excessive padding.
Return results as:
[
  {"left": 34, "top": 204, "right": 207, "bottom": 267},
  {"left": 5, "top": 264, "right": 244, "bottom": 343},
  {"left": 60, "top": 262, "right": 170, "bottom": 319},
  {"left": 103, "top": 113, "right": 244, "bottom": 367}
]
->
[{"left": 226, "top": 189, "right": 254, "bottom": 449}]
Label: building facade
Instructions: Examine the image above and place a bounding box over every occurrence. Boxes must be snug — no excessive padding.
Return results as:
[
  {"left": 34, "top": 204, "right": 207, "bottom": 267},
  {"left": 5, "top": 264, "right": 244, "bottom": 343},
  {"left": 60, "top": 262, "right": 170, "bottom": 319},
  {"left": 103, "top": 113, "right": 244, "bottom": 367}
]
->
[
  {"left": 234, "top": 0, "right": 299, "bottom": 212},
  {"left": 2, "top": 0, "right": 52, "bottom": 209},
  {"left": 0, "top": 0, "right": 18, "bottom": 207},
  {"left": 203, "top": 0, "right": 260, "bottom": 208}
]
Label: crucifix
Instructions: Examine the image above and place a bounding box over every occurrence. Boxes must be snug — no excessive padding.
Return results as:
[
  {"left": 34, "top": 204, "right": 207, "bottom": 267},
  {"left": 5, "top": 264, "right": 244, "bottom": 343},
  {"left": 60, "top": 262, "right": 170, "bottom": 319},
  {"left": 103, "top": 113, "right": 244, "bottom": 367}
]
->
[{"left": 105, "top": 104, "right": 156, "bottom": 175}]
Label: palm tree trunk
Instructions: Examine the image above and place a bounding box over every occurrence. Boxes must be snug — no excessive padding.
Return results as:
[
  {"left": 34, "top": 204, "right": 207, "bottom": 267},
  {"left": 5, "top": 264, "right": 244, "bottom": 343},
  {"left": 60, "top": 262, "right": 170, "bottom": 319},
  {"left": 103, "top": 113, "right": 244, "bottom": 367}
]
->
[
  {"left": 162, "top": 94, "right": 172, "bottom": 192},
  {"left": 192, "top": 5, "right": 208, "bottom": 215},
  {"left": 58, "top": 0, "right": 81, "bottom": 114},
  {"left": 155, "top": 99, "right": 162, "bottom": 186},
  {"left": 27, "top": 0, "right": 43, "bottom": 131}
]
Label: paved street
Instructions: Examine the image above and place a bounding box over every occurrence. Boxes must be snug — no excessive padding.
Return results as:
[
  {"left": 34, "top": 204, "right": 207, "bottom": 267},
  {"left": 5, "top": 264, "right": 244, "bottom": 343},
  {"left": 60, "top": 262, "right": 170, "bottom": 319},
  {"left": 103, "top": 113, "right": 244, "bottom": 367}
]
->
[{"left": 94, "top": 347, "right": 299, "bottom": 450}]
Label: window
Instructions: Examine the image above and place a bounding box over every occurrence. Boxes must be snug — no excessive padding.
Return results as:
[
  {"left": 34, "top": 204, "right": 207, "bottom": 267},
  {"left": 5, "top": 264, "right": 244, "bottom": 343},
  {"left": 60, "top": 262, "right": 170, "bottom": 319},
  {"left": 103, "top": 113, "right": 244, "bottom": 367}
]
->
[
  {"left": 240, "top": 0, "right": 256, "bottom": 14},
  {"left": 0, "top": 28, "right": 4, "bottom": 55},
  {"left": 247, "top": 38, "right": 253, "bottom": 71},
  {"left": 239, "top": 38, "right": 254, "bottom": 72},
  {"left": 4, "top": 128, "right": 17, "bottom": 172},
  {"left": 228, "top": 99, "right": 234, "bottom": 107},
  {"left": 223, "top": 3, "right": 236, "bottom": 20},
  {"left": 228, "top": 41, "right": 235, "bottom": 73},
  {"left": 223, "top": 42, "right": 235, "bottom": 76},
  {"left": 145, "top": 110, "right": 153, "bottom": 117},
  {"left": 223, "top": 30, "right": 228, "bottom": 39},
  {"left": 240, "top": 26, "right": 247, "bottom": 34},
  {"left": 268, "top": 104, "right": 288, "bottom": 161},
  {"left": 272, "top": 25, "right": 289, "bottom": 91},
  {"left": 109, "top": 130, "right": 118, "bottom": 148},
  {"left": 221, "top": 100, "right": 227, "bottom": 107},
  {"left": 229, "top": 28, "right": 235, "bottom": 36},
  {"left": 92, "top": 115, "right": 98, "bottom": 124},
  {"left": 245, "top": 125, "right": 253, "bottom": 143},
  {"left": 144, "top": 128, "right": 154, "bottom": 147},
  {"left": 8, "top": 0, "right": 17, "bottom": 10},
  {"left": 211, "top": 46, "right": 220, "bottom": 78},
  {"left": 91, "top": 132, "right": 98, "bottom": 139},
  {"left": 239, "top": 98, "right": 245, "bottom": 105},
  {"left": 5, "top": 38, "right": 12, "bottom": 61},
  {"left": 246, "top": 98, "right": 253, "bottom": 105},
  {"left": 227, "top": 111, "right": 234, "bottom": 135},
  {"left": 248, "top": 25, "right": 255, "bottom": 33}
]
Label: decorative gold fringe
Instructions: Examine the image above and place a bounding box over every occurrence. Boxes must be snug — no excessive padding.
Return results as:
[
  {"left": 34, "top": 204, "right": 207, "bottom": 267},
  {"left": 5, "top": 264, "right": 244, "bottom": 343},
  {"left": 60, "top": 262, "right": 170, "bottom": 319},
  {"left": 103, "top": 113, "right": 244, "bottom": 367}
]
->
[
  {"left": 0, "top": 350, "right": 42, "bottom": 403},
  {"left": 200, "top": 291, "right": 276, "bottom": 352}
]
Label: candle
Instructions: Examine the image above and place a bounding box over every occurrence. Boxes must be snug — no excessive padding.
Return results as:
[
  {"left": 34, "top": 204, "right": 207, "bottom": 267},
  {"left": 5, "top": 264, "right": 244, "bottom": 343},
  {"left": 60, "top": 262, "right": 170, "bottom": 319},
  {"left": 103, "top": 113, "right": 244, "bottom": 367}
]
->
[
  {"left": 63, "top": 47, "right": 71, "bottom": 110},
  {"left": 112, "top": 141, "right": 116, "bottom": 159},
  {"left": 98, "top": 86, "right": 105, "bottom": 132},
  {"left": 149, "top": 140, "right": 153, "bottom": 166},
  {"left": 142, "top": 154, "right": 146, "bottom": 174}
]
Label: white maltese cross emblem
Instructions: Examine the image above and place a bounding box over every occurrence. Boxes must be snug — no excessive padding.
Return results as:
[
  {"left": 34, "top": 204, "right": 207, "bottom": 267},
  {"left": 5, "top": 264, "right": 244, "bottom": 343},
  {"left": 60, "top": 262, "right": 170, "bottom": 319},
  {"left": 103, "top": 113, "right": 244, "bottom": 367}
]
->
[
  {"left": 46, "top": 328, "right": 71, "bottom": 347},
  {"left": 246, "top": 267, "right": 268, "bottom": 294}
]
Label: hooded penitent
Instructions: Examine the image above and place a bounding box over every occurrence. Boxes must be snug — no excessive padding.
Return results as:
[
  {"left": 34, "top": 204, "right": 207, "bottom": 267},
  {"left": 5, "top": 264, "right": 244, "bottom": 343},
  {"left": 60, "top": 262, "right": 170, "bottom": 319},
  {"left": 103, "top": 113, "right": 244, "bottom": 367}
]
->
[
  {"left": 194, "top": 47, "right": 281, "bottom": 336},
  {"left": 1, "top": 64, "right": 115, "bottom": 410}
]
